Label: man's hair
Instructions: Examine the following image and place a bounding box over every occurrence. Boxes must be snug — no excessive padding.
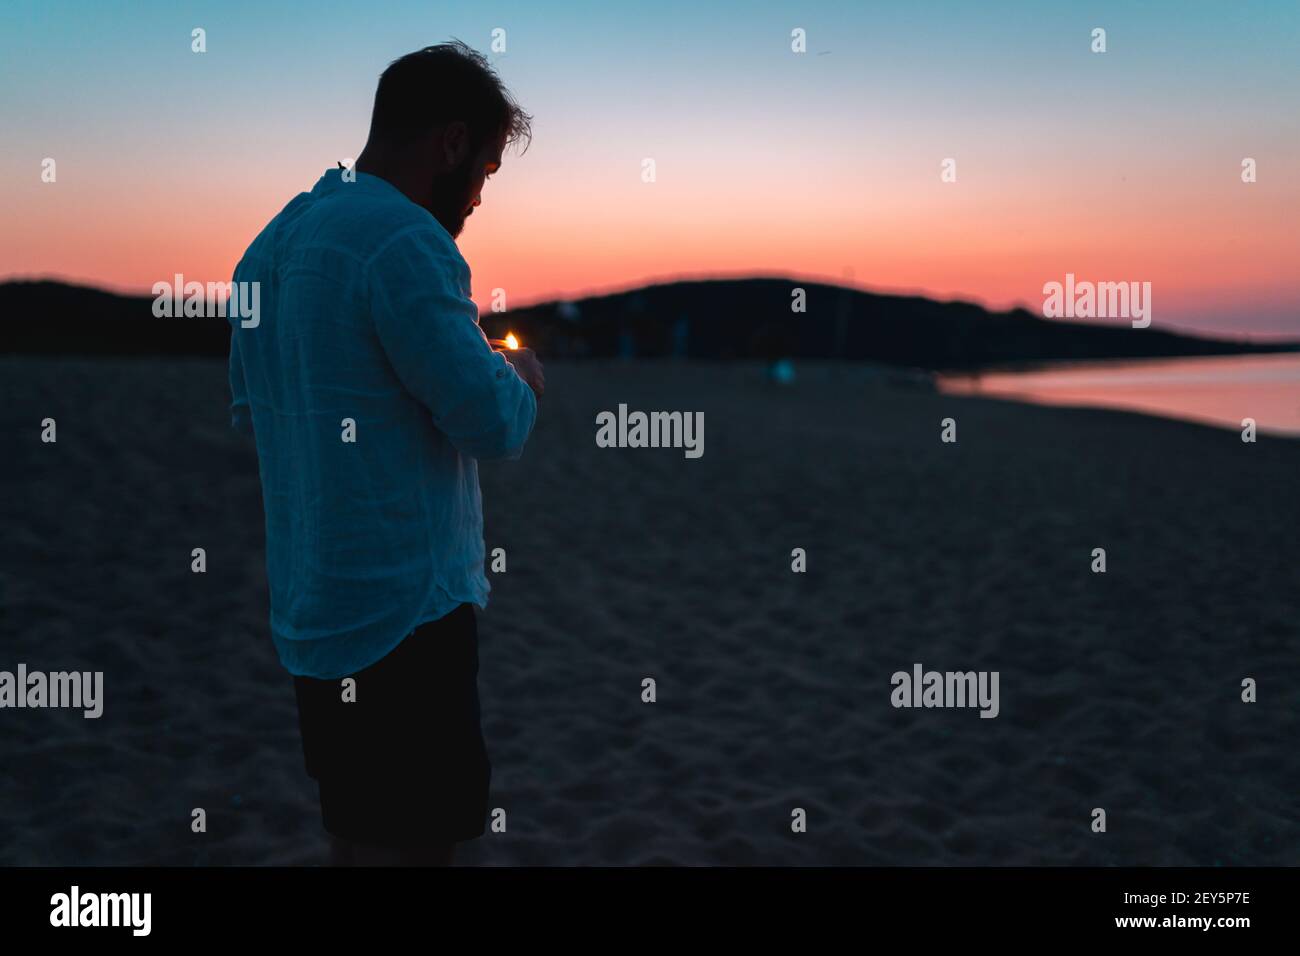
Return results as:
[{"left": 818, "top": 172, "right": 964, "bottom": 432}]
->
[{"left": 367, "top": 40, "right": 532, "bottom": 153}]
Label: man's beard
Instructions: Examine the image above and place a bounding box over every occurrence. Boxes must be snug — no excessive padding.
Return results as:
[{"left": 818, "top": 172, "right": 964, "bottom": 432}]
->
[{"left": 426, "top": 161, "right": 475, "bottom": 238}]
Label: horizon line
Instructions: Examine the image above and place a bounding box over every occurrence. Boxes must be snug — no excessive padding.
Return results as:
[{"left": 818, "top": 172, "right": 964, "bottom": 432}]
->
[{"left": 4, "top": 269, "right": 1298, "bottom": 346}]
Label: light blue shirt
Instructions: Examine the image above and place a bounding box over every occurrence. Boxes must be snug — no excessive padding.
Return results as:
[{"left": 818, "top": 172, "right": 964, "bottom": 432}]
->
[{"left": 228, "top": 167, "right": 536, "bottom": 679}]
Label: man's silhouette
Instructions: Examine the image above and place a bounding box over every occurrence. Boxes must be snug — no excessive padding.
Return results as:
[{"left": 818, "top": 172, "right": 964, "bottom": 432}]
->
[{"left": 227, "top": 42, "right": 542, "bottom": 866}]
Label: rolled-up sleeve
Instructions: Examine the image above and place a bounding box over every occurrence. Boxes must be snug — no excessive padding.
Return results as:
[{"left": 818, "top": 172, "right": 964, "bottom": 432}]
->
[
  {"left": 366, "top": 226, "right": 536, "bottom": 460},
  {"left": 228, "top": 331, "right": 254, "bottom": 437}
]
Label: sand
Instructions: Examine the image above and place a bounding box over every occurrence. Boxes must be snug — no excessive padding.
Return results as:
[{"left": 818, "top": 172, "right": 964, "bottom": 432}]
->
[{"left": 1, "top": 356, "right": 1296, "bottom": 865}]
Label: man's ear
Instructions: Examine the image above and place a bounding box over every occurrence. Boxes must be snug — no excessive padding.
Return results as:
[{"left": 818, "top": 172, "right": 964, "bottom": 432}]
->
[{"left": 441, "top": 120, "right": 471, "bottom": 168}]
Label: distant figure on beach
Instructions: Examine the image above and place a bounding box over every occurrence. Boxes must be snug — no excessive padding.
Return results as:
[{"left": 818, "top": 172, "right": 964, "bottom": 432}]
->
[{"left": 226, "top": 42, "right": 542, "bottom": 866}]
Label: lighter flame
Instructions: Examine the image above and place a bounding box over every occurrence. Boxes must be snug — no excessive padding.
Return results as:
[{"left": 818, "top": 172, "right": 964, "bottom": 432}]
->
[{"left": 504, "top": 332, "right": 519, "bottom": 350}]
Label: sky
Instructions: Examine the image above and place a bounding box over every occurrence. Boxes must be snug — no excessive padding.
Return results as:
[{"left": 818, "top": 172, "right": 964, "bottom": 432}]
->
[{"left": 1, "top": 0, "right": 1297, "bottom": 338}]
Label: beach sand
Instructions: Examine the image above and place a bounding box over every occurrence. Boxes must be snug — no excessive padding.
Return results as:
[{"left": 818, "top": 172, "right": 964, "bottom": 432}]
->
[{"left": 1, "top": 356, "right": 1296, "bottom": 866}]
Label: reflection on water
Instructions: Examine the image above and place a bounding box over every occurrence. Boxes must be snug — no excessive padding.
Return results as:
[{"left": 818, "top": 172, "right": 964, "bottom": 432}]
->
[{"left": 937, "top": 353, "right": 1300, "bottom": 436}]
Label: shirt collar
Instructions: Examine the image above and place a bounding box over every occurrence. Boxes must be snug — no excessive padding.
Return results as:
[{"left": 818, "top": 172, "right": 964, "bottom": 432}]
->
[{"left": 313, "top": 166, "right": 411, "bottom": 202}]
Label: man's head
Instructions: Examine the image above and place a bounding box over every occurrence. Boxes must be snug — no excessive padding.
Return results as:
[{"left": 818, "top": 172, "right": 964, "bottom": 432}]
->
[{"left": 360, "top": 41, "right": 531, "bottom": 237}]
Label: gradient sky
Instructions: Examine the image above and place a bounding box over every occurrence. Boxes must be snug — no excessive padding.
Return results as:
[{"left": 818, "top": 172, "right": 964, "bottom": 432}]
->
[{"left": 2, "top": 0, "right": 1297, "bottom": 337}]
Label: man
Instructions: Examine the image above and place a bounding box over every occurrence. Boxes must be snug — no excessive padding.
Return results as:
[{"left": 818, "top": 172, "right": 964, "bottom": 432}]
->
[{"left": 227, "top": 42, "right": 542, "bottom": 866}]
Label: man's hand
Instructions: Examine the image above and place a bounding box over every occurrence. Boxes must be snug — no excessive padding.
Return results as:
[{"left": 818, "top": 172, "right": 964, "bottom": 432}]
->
[{"left": 499, "top": 346, "right": 544, "bottom": 397}]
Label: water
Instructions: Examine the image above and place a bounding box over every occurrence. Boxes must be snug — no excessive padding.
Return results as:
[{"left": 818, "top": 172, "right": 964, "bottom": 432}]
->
[{"left": 937, "top": 353, "right": 1300, "bottom": 436}]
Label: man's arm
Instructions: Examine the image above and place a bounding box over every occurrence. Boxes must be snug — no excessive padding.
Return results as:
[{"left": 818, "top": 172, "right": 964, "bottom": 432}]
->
[
  {"left": 228, "top": 331, "right": 254, "bottom": 437},
  {"left": 367, "top": 227, "right": 537, "bottom": 460}
]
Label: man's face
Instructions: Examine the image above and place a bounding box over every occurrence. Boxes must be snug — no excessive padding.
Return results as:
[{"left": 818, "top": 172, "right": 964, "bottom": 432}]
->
[{"left": 428, "top": 129, "right": 504, "bottom": 239}]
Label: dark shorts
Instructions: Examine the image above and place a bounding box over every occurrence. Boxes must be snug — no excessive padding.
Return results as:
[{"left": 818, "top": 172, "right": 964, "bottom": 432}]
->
[{"left": 292, "top": 603, "right": 491, "bottom": 847}]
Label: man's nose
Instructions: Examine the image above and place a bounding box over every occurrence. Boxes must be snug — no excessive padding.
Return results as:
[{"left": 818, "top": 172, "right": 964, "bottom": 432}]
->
[{"left": 472, "top": 194, "right": 482, "bottom": 207}]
